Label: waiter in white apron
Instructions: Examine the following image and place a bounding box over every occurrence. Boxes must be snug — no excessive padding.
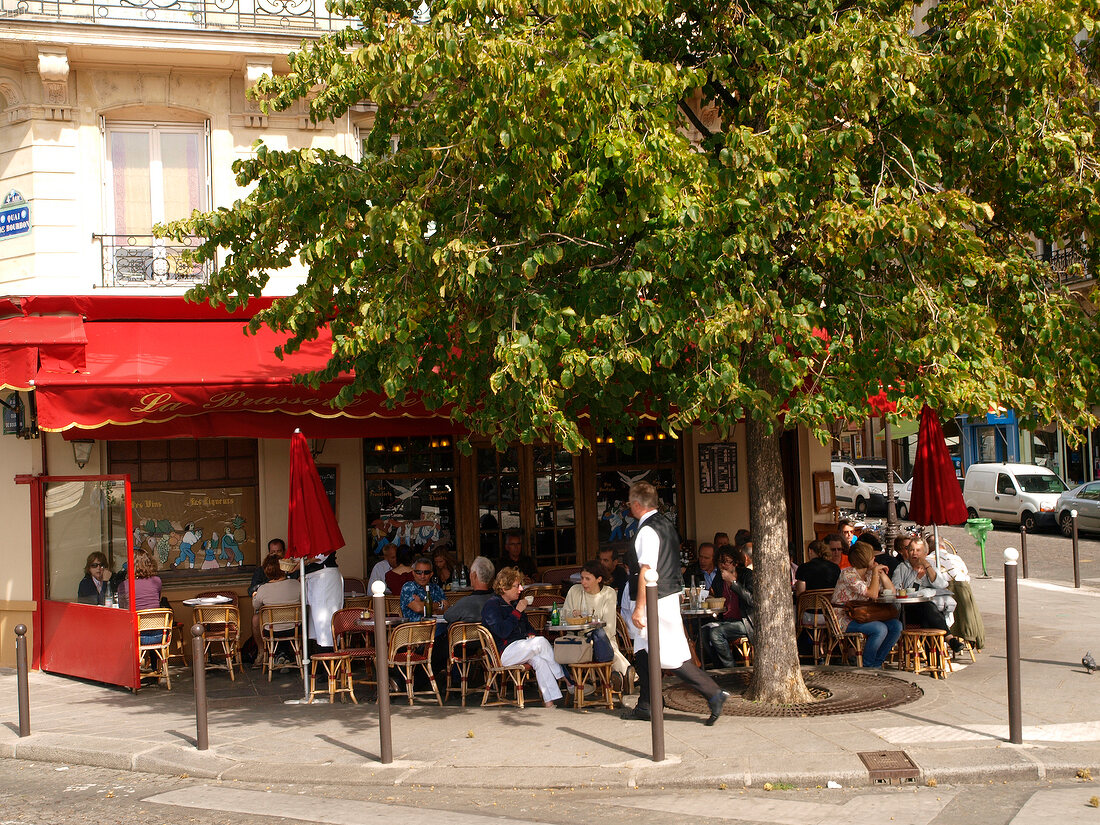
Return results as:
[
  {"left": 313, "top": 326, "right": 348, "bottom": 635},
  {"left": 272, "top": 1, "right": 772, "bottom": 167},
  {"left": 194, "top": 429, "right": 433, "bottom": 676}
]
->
[
  {"left": 621, "top": 481, "right": 729, "bottom": 725},
  {"left": 303, "top": 552, "right": 343, "bottom": 649}
]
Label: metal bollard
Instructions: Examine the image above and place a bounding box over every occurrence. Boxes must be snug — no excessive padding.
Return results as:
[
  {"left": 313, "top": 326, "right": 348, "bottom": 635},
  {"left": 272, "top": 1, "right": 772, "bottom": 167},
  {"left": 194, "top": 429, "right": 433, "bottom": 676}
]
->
[
  {"left": 1004, "top": 549, "right": 1022, "bottom": 745},
  {"left": 1071, "top": 509, "right": 1081, "bottom": 589},
  {"left": 1019, "top": 525, "right": 1028, "bottom": 579},
  {"left": 15, "top": 624, "right": 30, "bottom": 737},
  {"left": 371, "top": 581, "right": 393, "bottom": 764},
  {"left": 644, "top": 569, "right": 665, "bottom": 762},
  {"left": 191, "top": 624, "right": 208, "bottom": 751}
]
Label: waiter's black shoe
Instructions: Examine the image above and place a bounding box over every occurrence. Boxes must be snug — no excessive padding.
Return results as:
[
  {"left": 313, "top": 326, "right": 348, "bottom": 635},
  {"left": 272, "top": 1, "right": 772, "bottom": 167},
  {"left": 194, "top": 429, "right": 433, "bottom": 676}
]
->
[
  {"left": 621, "top": 705, "right": 651, "bottom": 721},
  {"left": 705, "top": 690, "right": 731, "bottom": 726}
]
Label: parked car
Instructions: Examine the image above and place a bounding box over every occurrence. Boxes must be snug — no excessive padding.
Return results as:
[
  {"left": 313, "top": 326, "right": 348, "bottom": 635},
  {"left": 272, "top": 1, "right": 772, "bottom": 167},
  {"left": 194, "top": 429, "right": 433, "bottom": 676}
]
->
[
  {"left": 963, "top": 462, "right": 1068, "bottom": 531},
  {"left": 832, "top": 461, "right": 905, "bottom": 515},
  {"left": 895, "top": 477, "right": 913, "bottom": 520},
  {"left": 1055, "top": 482, "right": 1100, "bottom": 537}
]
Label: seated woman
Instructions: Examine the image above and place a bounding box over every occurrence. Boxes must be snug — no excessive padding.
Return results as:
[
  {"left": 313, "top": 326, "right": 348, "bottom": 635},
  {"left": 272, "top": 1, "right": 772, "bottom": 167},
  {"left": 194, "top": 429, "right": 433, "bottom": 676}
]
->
[
  {"left": 562, "top": 560, "right": 630, "bottom": 681},
  {"left": 431, "top": 546, "right": 455, "bottom": 589},
  {"left": 831, "top": 541, "right": 902, "bottom": 669},
  {"left": 384, "top": 545, "right": 416, "bottom": 595},
  {"left": 117, "top": 550, "right": 165, "bottom": 644},
  {"left": 77, "top": 551, "right": 112, "bottom": 605},
  {"left": 482, "top": 566, "right": 567, "bottom": 707}
]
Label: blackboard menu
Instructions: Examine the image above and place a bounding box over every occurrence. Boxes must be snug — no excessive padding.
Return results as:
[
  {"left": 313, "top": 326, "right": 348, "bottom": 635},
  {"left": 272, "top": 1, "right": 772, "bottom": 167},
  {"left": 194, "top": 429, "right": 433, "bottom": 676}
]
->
[
  {"left": 316, "top": 465, "right": 338, "bottom": 514},
  {"left": 698, "top": 443, "right": 738, "bottom": 494}
]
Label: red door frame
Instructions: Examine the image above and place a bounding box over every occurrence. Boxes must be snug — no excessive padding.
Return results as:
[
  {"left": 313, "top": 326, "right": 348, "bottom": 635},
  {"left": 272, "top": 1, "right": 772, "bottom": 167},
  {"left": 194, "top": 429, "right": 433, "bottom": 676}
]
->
[{"left": 16, "top": 473, "right": 139, "bottom": 689}]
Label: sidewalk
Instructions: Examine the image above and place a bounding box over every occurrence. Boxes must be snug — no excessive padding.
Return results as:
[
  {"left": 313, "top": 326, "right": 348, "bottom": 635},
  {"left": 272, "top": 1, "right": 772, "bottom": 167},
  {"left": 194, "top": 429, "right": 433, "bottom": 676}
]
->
[{"left": 2, "top": 576, "right": 1098, "bottom": 790}]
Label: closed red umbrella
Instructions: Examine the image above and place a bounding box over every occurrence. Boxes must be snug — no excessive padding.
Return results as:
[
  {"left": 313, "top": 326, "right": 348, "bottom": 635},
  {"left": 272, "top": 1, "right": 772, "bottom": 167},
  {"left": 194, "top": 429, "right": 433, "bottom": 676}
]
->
[
  {"left": 287, "top": 429, "right": 345, "bottom": 700},
  {"left": 908, "top": 405, "right": 968, "bottom": 527}
]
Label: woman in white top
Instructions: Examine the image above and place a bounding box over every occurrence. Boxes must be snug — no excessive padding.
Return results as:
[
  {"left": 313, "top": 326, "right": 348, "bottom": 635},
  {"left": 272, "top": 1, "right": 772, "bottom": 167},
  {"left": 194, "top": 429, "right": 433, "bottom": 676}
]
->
[{"left": 562, "top": 560, "right": 630, "bottom": 677}]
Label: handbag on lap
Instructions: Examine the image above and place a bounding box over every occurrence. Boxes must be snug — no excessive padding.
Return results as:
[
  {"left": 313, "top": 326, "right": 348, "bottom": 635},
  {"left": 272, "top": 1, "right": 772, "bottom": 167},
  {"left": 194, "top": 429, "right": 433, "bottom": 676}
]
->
[{"left": 844, "top": 600, "right": 898, "bottom": 623}]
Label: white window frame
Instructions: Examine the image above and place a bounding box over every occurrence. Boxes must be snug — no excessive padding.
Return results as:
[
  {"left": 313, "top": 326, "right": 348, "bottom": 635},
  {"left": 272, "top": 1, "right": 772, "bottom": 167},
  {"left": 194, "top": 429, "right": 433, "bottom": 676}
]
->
[{"left": 101, "top": 118, "right": 212, "bottom": 236}]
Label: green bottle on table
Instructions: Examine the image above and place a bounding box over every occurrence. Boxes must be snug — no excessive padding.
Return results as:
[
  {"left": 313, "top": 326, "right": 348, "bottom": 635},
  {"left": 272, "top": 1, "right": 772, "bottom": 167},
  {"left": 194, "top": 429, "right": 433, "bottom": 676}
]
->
[{"left": 550, "top": 603, "right": 560, "bottom": 626}]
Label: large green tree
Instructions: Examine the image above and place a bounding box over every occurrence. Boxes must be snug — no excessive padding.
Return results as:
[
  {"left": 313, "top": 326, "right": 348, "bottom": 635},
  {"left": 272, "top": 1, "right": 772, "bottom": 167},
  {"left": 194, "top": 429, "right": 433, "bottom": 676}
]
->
[{"left": 171, "top": 0, "right": 1100, "bottom": 702}]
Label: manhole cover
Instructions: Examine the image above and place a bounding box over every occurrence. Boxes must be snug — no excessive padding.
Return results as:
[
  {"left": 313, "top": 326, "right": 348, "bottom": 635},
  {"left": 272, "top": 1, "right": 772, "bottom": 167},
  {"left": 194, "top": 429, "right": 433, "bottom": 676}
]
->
[
  {"left": 858, "top": 750, "right": 919, "bottom": 784},
  {"left": 663, "top": 668, "right": 923, "bottom": 718}
]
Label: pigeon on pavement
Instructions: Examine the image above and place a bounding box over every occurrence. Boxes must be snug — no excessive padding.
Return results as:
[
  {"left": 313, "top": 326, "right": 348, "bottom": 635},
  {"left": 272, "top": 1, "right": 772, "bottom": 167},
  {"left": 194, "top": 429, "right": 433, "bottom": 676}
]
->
[{"left": 1083, "top": 651, "right": 1097, "bottom": 674}]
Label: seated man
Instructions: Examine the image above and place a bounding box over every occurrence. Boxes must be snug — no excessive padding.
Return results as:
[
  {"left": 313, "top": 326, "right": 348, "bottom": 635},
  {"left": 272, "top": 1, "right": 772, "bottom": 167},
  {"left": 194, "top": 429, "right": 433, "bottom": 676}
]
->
[
  {"left": 497, "top": 531, "right": 539, "bottom": 581},
  {"left": 891, "top": 536, "right": 960, "bottom": 649},
  {"left": 683, "top": 542, "right": 719, "bottom": 592},
  {"left": 400, "top": 557, "right": 448, "bottom": 621},
  {"left": 443, "top": 556, "right": 496, "bottom": 624},
  {"left": 597, "top": 547, "right": 629, "bottom": 606},
  {"left": 876, "top": 535, "right": 908, "bottom": 576},
  {"left": 251, "top": 553, "right": 300, "bottom": 666},
  {"left": 794, "top": 539, "right": 841, "bottom": 595},
  {"left": 248, "top": 538, "right": 286, "bottom": 596},
  {"left": 702, "top": 547, "right": 756, "bottom": 668},
  {"left": 368, "top": 541, "right": 398, "bottom": 594}
]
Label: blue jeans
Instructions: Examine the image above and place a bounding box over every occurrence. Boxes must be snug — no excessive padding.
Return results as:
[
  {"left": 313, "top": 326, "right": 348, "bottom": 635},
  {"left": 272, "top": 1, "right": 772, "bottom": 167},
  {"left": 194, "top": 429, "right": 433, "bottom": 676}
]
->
[
  {"left": 704, "top": 621, "right": 753, "bottom": 668},
  {"left": 845, "top": 618, "right": 902, "bottom": 668}
]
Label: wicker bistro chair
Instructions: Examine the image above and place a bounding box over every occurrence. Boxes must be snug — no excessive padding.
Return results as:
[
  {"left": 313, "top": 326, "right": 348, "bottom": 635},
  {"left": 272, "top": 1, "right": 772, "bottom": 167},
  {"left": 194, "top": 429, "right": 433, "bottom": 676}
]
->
[
  {"left": 258, "top": 604, "right": 303, "bottom": 682},
  {"left": 309, "top": 650, "right": 357, "bottom": 704},
  {"left": 568, "top": 661, "right": 617, "bottom": 710},
  {"left": 816, "top": 596, "right": 865, "bottom": 667},
  {"left": 194, "top": 591, "right": 242, "bottom": 669},
  {"left": 525, "top": 609, "right": 550, "bottom": 635},
  {"left": 388, "top": 620, "right": 443, "bottom": 706},
  {"left": 528, "top": 593, "right": 561, "bottom": 609},
  {"left": 796, "top": 589, "right": 834, "bottom": 665},
  {"left": 136, "top": 608, "right": 174, "bottom": 690},
  {"left": 384, "top": 595, "right": 403, "bottom": 617},
  {"left": 194, "top": 605, "right": 241, "bottom": 680},
  {"left": 446, "top": 621, "right": 484, "bottom": 706},
  {"left": 901, "top": 628, "right": 952, "bottom": 679},
  {"left": 343, "top": 577, "right": 367, "bottom": 597},
  {"left": 472, "top": 624, "right": 532, "bottom": 708},
  {"left": 331, "top": 608, "right": 377, "bottom": 692}
]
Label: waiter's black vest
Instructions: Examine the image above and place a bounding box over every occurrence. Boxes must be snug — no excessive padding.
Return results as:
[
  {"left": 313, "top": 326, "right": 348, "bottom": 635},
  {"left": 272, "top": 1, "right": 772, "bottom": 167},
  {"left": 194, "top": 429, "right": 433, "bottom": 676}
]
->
[{"left": 624, "top": 511, "right": 683, "bottom": 601}]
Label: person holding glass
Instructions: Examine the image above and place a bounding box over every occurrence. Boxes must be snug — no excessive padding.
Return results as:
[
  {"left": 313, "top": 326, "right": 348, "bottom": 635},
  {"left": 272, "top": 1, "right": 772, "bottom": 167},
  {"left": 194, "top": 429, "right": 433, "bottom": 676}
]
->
[
  {"left": 77, "top": 551, "right": 112, "bottom": 605},
  {"left": 831, "top": 541, "right": 902, "bottom": 668}
]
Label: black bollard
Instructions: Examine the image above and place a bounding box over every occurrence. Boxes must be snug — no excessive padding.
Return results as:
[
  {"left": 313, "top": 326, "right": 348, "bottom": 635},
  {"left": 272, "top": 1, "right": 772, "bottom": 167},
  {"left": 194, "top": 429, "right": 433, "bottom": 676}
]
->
[
  {"left": 1019, "top": 525, "right": 1028, "bottom": 579},
  {"left": 191, "top": 624, "right": 208, "bottom": 751},
  {"left": 643, "top": 570, "right": 665, "bottom": 762},
  {"left": 1004, "top": 549, "right": 1022, "bottom": 745},
  {"left": 15, "top": 624, "right": 29, "bottom": 737},
  {"left": 371, "top": 583, "right": 393, "bottom": 764},
  {"left": 1072, "top": 509, "right": 1081, "bottom": 589}
]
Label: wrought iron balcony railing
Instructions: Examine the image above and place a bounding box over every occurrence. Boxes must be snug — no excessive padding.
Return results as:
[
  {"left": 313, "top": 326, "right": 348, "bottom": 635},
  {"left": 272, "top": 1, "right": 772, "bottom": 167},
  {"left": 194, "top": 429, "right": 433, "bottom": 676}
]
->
[
  {"left": 94, "top": 234, "right": 212, "bottom": 288},
  {"left": 1, "top": 0, "right": 348, "bottom": 33},
  {"left": 1033, "top": 246, "right": 1092, "bottom": 286}
]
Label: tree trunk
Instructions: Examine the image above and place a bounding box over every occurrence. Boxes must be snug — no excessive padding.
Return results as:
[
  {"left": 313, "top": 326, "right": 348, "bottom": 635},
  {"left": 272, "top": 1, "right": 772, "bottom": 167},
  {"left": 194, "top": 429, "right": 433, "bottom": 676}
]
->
[
  {"left": 883, "top": 415, "right": 899, "bottom": 545},
  {"left": 745, "top": 417, "right": 813, "bottom": 704}
]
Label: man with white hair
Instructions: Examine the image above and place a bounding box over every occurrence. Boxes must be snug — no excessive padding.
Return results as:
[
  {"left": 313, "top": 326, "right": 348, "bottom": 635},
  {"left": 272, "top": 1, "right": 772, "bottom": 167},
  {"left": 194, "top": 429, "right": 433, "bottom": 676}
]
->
[{"left": 443, "top": 556, "right": 496, "bottom": 624}]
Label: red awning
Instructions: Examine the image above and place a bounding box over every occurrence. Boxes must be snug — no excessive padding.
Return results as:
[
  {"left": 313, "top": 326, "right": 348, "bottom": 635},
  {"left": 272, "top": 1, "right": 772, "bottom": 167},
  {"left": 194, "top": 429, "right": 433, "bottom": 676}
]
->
[
  {"left": 0, "top": 316, "right": 87, "bottom": 391},
  {"left": 33, "top": 318, "right": 450, "bottom": 438}
]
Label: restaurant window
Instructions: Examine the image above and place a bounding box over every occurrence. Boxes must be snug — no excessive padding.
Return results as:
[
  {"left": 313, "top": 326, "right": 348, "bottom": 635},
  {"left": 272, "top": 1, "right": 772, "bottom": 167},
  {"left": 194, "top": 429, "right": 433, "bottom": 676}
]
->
[
  {"left": 108, "top": 439, "right": 259, "bottom": 579},
  {"left": 364, "top": 436, "right": 456, "bottom": 556},
  {"left": 477, "top": 446, "right": 521, "bottom": 559},
  {"left": 594, "top": 427, "right": 682, "bottom": 547},
  {"left": 532, "top": 444, "right": 577, "bottom": 568}
]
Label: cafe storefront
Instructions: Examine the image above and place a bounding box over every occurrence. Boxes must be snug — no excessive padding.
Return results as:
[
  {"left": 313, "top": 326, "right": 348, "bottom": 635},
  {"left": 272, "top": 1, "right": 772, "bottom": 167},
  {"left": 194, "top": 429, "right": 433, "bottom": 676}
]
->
[{"left": 0, "top": 294, "right": 831, "bottom": 680}]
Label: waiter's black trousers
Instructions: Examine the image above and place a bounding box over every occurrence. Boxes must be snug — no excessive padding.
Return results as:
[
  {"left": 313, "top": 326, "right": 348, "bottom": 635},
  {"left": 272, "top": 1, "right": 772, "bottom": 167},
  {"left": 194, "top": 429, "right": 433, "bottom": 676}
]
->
[{"left": 634, "top": 649, "right": 720, "bottom": 710}]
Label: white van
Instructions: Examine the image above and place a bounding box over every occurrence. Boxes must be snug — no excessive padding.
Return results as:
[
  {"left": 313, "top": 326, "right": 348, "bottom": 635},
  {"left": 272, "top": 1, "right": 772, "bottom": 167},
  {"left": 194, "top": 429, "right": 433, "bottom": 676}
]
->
[
  {"left": 832, "top": 461, "right": 904, "bottom": 515},
  {"left": 963, "top": 462, "right": 1069, "bottom": 530}
]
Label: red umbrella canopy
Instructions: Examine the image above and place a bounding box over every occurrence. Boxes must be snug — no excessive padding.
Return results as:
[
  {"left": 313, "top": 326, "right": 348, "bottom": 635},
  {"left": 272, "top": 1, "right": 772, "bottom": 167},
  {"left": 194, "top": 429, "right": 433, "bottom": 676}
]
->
[
  {"left": 286, "top": 430, "right": 345, "bottom": 558},
  {"left": 908, "top": 405, "right": 969, "bottom": 526}
]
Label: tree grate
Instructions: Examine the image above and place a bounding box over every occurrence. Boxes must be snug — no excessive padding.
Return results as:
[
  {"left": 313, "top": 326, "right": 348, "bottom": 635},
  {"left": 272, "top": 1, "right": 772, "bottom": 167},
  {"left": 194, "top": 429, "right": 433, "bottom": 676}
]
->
[{"left": 662, "top": 668, "right": 923, "bottom": 718}]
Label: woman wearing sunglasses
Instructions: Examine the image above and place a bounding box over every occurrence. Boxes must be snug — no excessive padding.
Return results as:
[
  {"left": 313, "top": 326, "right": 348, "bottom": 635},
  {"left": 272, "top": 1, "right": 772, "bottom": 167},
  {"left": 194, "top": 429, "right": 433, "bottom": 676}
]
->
[{"left": 77, "top": 551, "right": 112, "bottom": 605}]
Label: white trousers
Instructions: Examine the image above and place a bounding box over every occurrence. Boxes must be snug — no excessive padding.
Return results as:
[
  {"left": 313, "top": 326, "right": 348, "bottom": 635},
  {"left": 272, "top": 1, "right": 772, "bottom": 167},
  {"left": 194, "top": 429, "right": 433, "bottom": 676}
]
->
[{"left": 500, "top": 636, "right": 564, "bottom": 703}]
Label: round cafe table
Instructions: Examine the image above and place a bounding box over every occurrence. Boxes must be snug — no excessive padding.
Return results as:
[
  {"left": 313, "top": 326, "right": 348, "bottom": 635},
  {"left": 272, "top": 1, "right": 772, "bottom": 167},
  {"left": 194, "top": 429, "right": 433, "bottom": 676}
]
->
[
  {"left": 681, "top": 607, "right": 720, "bottom": 668},
  {"left": 547, "top": 620, "right": 604, "bottom": 634},
  {"left": 877, "top": 592, "right": 931, "bottom": 625}
]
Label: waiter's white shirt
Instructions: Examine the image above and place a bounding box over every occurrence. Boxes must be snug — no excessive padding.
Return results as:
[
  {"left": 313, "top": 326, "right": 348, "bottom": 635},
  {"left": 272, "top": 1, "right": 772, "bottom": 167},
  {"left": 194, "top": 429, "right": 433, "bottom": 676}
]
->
[{"left": 621, "top": 510, "right": 691, "bottom": 669}]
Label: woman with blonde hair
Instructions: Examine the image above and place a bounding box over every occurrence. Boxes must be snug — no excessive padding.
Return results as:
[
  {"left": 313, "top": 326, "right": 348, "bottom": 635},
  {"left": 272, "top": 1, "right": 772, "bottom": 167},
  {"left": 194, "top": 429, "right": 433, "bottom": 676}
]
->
[{"left": 482, "top": 566, "right": 568, "bottom": 707}]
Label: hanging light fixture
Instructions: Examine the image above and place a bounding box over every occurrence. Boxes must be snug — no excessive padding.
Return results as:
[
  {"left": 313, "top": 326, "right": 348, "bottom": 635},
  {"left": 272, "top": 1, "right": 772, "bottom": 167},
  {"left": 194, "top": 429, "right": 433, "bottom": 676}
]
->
[
  {"left": 308, "top": 438, "right": 327, "bottom": 458},
  {"left": 72, "top": 439, "right": 95, "bottom": 469}
]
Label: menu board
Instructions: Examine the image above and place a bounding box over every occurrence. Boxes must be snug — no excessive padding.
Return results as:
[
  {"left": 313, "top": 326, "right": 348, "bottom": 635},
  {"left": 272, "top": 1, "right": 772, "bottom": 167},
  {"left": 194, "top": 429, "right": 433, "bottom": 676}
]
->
[{"left": 698, "top": 443, "right": 738, "bottom": 494}]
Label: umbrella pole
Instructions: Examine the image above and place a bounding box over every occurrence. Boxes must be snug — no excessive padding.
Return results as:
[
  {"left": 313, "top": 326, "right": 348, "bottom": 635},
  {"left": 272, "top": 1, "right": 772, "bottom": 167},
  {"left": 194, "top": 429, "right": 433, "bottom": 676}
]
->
[
  {"left": 300, "top": 558, "right": 310, "bottom": 701},
  {"left": 932, "top": 524, "right": 940, "bottom": 567}
]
